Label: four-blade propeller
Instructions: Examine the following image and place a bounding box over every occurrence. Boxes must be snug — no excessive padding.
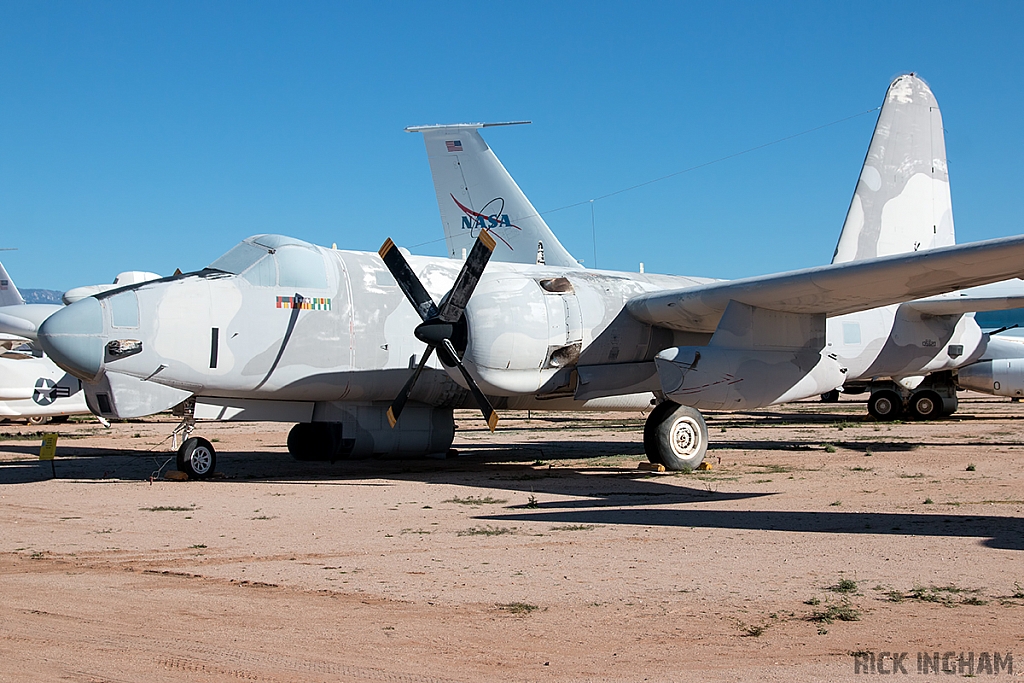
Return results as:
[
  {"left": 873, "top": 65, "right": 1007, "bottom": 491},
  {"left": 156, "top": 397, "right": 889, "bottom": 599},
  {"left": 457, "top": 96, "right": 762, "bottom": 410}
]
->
[{"left": 378, "top": 232, "right": 499, "bottom": 432}]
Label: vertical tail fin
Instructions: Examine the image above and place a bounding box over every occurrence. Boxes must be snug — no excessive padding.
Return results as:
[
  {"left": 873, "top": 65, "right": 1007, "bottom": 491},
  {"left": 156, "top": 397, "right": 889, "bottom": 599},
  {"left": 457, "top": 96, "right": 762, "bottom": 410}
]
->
[
  {"left": 0, "top": 261, "right": 25, "bottom": 307},
  {"left": 833, "top": 74, "right": 955, "bottom": 264},
  {"left": 407, "top": 122, "right": 582, "bottom": 269}
]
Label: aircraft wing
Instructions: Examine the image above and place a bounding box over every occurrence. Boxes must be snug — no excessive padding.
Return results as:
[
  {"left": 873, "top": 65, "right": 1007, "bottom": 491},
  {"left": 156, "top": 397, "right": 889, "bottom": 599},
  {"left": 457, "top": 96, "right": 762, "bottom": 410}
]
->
[
  {"left": 626, "top": 235, "right": 1024, "bottom": 333},
  {"left": 0, "top": 304, "right": 63, "bottom": 340}
]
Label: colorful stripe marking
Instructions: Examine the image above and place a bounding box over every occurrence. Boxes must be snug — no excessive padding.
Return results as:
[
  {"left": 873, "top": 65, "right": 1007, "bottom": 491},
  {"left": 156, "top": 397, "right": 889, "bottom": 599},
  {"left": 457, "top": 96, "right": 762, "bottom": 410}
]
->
[{"left": 276, "top": 296, "right": 331, "bottom": 311}]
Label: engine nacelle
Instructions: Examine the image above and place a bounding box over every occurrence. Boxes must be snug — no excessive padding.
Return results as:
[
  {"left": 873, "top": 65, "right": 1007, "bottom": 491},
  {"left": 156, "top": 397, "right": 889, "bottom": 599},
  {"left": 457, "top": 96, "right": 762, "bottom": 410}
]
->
[
  {"left": 957, "top": 359, "right": 1024, "bottom": 398},
  {"left": 464, "top": 275, "right": 583, "bottom": 395},
  {"left": 654, "top": 346, "right": 846, "bottom": 410}
]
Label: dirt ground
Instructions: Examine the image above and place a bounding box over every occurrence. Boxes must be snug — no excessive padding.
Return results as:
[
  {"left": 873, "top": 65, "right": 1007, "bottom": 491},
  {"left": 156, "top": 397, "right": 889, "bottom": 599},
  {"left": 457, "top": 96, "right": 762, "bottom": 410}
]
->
[{"left": 1, "top": 394, "right": 1022, "bottom": 682}]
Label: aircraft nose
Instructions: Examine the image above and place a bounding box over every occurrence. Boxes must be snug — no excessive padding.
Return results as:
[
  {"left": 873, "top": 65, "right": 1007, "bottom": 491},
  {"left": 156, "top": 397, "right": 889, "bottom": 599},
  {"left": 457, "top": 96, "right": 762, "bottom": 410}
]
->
[{"left": 38, "top": 297, "right": 106, "bottom": 381}]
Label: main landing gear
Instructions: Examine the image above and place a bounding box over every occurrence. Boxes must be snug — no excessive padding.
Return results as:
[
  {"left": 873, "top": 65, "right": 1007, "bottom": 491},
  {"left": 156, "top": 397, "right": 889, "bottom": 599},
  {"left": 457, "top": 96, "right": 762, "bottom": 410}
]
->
[
  {"left": 643, "top": 401, "right": 709, "bottom": 471},
  {"left": 860, "top": 373, "right": 958, "bottom": 421}
]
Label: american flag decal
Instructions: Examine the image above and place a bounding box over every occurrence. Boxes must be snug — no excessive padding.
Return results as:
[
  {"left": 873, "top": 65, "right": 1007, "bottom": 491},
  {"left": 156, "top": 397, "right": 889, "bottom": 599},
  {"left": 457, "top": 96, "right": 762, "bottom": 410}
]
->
[
  {"left": 276, "top": 295, "right": 331, "bottom": 311},
  {"left": 445, "top": 140, "right": 462, "bottom": 153}
]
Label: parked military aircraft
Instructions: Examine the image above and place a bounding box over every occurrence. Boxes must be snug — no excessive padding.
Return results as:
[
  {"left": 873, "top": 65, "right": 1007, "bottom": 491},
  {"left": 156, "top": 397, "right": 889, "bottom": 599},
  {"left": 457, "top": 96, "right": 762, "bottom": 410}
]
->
[
  {"left": 410, "top": 74, "right": 1024, "bottom": 421},
  {"left": 0, "top": 262, "right": 89, "bottom": 423},
  {"left": 34, "top": 76, "right": 1024, "bottom": 478}
]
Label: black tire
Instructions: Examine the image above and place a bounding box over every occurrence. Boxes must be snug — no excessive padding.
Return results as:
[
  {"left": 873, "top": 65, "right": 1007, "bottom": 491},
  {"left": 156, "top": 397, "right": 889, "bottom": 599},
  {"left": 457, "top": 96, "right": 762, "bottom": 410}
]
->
[
  {"left": 867, "top": 390, "right": 903, "bottom": 420},
  {"left": 820, "top": 389, "right": 840, "bottom": 403},
  {"left": 50, "top": 415, "right": 70, "bottom": 424},
  {"left": 177, "top": 437, "right": 216, "bottom": 479},
  {"left": 643, "top": 401, "right": 708, "bottom": 471},
  {"left": 27, "top": 416, "right": 52, "bottom": 426},
  {"left": 909, "top": 391, "right": 942, "bottom": 420}
]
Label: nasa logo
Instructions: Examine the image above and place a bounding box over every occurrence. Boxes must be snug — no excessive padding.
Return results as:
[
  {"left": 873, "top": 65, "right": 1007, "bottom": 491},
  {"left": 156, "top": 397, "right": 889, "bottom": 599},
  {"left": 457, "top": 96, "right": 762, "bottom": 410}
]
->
[{"left": 451, "top": 195, "right": 521, "bottom": 249}]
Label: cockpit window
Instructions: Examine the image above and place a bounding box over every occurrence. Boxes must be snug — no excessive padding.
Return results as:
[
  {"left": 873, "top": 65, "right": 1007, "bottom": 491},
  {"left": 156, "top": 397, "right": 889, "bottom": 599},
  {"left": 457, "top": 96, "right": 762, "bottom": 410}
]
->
[
  {"left": 208, "top": 242, "right": 270, "bottom": 275},
  {"left": 242, "top": 255, "right": 278, "bottom": 287},
  {"left": 277, "top": 245, "right": 328, "bottom": 289},
  {"left": 208, "top": 235, "right": 327, "bottom": 290}
]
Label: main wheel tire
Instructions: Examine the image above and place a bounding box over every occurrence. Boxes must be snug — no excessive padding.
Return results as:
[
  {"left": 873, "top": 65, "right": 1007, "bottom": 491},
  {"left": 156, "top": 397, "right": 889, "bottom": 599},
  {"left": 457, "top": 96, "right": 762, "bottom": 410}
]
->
[
  {"left": 867, "top": 390, "right": 903, "bottom": 420},
  {"left": 909, "top": 391, "right": 942, "bottom": 420},
  {"left": 820, "top": 389, "right": 840, "bottom": 403},
  {"left": 27, "top": 416, "right": 52, "bottom": 426},
  {"left": 177, "top": 437, "right": 216, "bottom": 479},
  {"left": 643, "top": 401, "right": 708, "bottom": 471},
  {"left": 49, "top": 415, "right": 70, "bottom": 424}
]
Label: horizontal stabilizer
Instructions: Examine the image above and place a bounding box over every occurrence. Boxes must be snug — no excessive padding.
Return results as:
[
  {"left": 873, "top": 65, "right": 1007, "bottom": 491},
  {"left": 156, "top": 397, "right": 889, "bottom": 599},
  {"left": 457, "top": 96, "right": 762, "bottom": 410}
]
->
[{"left": 626, "top": 235, "right": 1024, "bottom": 333}]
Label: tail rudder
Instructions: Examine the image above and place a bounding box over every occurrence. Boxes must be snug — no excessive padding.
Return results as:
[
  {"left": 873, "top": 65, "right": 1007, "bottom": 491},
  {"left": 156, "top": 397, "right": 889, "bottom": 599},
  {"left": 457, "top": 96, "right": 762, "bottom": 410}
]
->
[
  {"left": 833, "top": 73, "right": 955, "bottom": 264},
  {"left": 407, "top": 122, "right": 582, "bottom": 269},
  {"left": 0, "top": 261, "right": 25, "bottom": 307}
]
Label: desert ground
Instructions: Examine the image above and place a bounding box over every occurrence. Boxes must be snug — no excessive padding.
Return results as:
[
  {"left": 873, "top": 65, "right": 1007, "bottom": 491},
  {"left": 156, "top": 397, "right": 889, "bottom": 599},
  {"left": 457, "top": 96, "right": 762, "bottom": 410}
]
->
[{"left": 1, "top": 394, "right": 1022, "bottom": 682}]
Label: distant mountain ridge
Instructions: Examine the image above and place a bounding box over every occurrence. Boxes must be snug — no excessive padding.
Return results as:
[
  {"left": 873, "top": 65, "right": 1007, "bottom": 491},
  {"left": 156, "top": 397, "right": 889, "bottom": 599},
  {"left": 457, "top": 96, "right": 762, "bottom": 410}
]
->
[{"left": 21, "top": 289, "right": 64, "bottom": 304}]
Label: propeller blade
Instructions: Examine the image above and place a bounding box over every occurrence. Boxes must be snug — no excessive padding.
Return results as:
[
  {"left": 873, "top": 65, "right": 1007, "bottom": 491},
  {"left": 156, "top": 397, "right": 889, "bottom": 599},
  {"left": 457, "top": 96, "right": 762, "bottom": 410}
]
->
[
  {"left": 442, "top": 338, "right": 499, "bottom": 432},
  {"left": 379, "top": 237, "right": 439, "bottom": 321},
  {"left": 438, "top": 230, "right": 496, "bottom": 323},
  {"left": 387, "top": 345, "right": 435, "bottom": 428}
]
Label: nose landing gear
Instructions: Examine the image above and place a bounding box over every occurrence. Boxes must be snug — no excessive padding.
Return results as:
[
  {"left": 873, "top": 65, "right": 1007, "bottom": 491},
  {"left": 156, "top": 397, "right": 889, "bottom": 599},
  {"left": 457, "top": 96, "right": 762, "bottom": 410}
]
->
[
  {"left": 170, "top": 397, "right": 216, "bottom": 479},
  {"left": 177, "top": 436, "right": 217, "bottom": 479}
]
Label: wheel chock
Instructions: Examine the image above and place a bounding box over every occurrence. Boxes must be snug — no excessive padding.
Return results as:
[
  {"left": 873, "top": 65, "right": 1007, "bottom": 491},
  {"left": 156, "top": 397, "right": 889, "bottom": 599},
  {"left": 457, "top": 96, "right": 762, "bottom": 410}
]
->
[
  {"left": 164, "top": 470, "right": 189, "bottom": 481},
  {"left": 697, "top": 462, "right": 713, "bottom": 471},
  {"left": 638, "top": 462, "right": 666, "bottom": 472}
]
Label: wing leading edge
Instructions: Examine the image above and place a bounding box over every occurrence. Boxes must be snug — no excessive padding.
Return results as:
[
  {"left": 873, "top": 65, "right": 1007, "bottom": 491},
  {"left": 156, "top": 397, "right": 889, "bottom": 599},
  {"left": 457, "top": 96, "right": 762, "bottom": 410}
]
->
[{"left": 626, "top": 234, "right": 1024, "bottom": 333}]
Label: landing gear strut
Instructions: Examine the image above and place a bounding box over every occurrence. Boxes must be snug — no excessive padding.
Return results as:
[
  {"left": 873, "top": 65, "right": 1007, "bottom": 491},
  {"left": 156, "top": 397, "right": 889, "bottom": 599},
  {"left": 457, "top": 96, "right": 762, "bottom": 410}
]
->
[
  {"left": 643, "top": 401, "right": 708, "bottom": 471},
  {"left": 170, "top": 397, "right": 217, "bottom": 479}
]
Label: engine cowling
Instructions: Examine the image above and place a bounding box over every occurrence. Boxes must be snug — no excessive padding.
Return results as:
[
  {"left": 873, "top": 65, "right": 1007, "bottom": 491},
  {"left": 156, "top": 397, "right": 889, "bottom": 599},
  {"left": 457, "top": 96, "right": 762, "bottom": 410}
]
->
[
  {"left": 654, "top": 346, "right": 846, "bottom": 410},
  {"left": 463, "top": 275, "right": 582, "bottom": 395},
  {"left": 957, "top": 359, "right": 1024, "bottom": 398}
]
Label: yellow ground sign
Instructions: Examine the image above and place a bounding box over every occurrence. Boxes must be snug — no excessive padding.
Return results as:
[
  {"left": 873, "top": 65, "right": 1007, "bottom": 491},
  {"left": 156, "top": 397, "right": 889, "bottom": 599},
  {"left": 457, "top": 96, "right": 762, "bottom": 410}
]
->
[{"left": 39, "top": 433, "right": 58, "bottom": 460}]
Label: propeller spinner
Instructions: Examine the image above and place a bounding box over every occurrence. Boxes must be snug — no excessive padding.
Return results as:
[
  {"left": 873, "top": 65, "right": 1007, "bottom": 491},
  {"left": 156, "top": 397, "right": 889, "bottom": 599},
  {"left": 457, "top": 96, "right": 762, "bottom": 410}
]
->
[{"left": 378, "top": 232, "right": 499, "bottom": 432}]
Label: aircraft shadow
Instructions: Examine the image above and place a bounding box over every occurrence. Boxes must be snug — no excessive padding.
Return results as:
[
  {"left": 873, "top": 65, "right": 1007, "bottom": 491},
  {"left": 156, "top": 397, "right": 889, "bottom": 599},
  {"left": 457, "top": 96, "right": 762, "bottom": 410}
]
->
[
  {"left": 476, "top": 508, "right": 1024, "bottom": 551},
  {"left": 0, "top": 442, "right": 771, "bottom": 509},
  {"left": 4, "top": 444, "right": 1020, "bottom": 551}
]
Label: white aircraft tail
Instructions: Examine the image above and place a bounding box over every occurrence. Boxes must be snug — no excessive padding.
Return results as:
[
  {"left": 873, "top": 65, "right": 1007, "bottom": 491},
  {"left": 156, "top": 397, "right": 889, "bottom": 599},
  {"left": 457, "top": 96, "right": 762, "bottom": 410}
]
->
[
  {"left": 0, "top": 261, "right": 25, "bottom": 307},
  {"left": 407, "top": 122, "right": 582, "bottom": 269},
  {"left": 833, "top": 74, "right": 955, "bottom": 263}
]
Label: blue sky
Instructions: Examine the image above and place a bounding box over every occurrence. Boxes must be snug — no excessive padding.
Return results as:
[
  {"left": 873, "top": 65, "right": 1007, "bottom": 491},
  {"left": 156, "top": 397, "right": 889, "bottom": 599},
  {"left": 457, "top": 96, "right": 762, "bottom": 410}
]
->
[{"left": 2, "top": 2, "right": 1022, "bottom": 290}]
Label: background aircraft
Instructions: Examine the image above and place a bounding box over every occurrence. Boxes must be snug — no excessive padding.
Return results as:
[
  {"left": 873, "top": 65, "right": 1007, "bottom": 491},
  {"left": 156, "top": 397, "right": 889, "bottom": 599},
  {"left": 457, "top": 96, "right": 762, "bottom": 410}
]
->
[{"left": 0, "top": 262, "right": 89, "bottom": 423}]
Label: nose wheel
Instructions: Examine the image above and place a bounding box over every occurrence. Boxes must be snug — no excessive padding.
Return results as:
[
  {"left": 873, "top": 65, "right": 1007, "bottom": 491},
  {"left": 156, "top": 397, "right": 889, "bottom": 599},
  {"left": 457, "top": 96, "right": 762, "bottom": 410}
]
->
[{"left": 177, "top": 436, "right": 217, "bottom": 479}]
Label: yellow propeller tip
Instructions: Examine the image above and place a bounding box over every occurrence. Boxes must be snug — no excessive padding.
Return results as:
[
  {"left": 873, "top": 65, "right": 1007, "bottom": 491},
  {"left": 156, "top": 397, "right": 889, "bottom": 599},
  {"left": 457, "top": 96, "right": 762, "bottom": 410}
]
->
[
  {"left": 379, "top": 238, "right": 395, "bottom": 259},
  {"left": 480, "top": 231, "right": 496, "bottom": 252},
  {"left": 387, "top": 407, "right": 398, "bottom": 428},
  {"left": 487, "top": 412, "right": 499, "bottom": 432}
]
